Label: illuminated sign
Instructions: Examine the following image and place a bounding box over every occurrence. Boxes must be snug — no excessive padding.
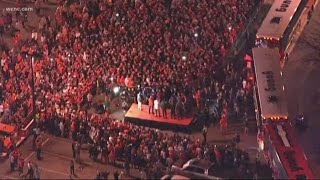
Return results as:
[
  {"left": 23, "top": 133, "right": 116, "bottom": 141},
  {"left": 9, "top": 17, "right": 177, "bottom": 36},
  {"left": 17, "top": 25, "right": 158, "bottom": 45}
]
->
[
  {"left": 262, "top": 71, "right": 276, "bottom": 91},
  {"left": 276, "top": 0, "right": 292, "bottom": 12}
]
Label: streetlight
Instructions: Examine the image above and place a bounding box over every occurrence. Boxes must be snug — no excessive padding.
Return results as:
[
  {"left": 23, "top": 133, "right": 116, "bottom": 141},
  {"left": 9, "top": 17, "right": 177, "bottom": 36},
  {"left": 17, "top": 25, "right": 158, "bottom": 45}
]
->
[
  {"left": 28, "top": 55, "right": 37, "bottom": 125},
  {"left": 113, "top": 86, "right": 120, "bottom": 94}
]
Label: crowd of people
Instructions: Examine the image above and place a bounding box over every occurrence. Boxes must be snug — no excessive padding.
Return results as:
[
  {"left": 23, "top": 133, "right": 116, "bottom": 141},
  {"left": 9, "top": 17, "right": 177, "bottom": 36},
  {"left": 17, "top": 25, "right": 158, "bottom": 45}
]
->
[
  {"left": 0, "top": 0, "right": 259, "bottom": 127},
  {"left": 0, "top": 0, "right": 263, "bottom": 178},
  {"left": 7, "top": 145, "right": 40, "bottom": 179},
  {"left": 50, "top": 113, "right": 260, "bottom": 179}
]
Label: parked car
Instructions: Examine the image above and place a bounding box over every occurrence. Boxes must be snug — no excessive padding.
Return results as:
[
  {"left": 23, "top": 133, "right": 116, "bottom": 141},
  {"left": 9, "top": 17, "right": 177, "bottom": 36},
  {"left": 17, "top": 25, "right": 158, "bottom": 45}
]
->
[
  {"left": 171, "top": 159, "right": 222, "bottom": 180},
  {"left": 161, "top": 174, "right": 190, "bottom": 180}
]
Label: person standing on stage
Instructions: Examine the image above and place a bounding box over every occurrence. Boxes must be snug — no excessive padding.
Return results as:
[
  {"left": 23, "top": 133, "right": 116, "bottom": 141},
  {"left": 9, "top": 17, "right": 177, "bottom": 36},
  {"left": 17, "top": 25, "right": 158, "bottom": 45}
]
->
[
  {"left": 169, "top": 95, "right": 176, "bottom": 119},
  {"left": 148, "top": 96, "right": 154, "bottom": 114},
  {"left": 154, "top": 98, "right": 160, "bottom": 117},
  {"left": 160, "top": 99, "right": 167, "bottom": 118},
  {"left": 175, "top": 96, "right": 183, "bottom": 120},
  {"left": 137, "top": 91, "right": 142, "bottom": 111}
]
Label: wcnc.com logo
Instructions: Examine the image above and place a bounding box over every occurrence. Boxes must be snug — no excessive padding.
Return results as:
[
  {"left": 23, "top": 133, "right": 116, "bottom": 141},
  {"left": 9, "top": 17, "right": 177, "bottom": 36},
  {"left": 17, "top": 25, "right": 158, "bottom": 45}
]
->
[{"left": 5, "top": 7, "right": 33, "bottom": 12}]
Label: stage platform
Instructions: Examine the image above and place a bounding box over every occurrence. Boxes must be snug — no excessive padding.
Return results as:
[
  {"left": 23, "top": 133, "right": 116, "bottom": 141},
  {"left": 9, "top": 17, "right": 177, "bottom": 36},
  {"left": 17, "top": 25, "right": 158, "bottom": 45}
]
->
[{"left": 124, "top": 104, "right": 193, "bottom": 133}]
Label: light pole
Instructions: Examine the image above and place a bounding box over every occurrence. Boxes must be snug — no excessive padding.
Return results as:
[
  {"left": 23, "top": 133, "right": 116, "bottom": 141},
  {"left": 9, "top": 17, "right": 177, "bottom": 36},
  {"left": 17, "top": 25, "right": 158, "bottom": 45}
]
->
[{"left": 29, "top": 55, "right": 37, "bottom": 125}]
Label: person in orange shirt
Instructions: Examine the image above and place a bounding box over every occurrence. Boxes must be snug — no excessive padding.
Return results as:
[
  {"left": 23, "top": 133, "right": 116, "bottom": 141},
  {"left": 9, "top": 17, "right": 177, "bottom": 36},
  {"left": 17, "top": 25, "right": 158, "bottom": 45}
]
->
[
  {"left": 148, "top": 96, "right": 154, "bottom": 114},
  {"left": 194, "top": 89, "right": 201, "bottom": 111},
  {"left": 220, "top": 114, "right": 228, "bottom": 135}
]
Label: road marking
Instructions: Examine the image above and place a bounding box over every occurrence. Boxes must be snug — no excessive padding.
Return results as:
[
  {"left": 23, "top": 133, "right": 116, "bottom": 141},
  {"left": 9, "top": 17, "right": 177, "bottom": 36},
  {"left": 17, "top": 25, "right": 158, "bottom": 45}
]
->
[
  {"left": 38, "top": 166, "right": 69, "bottom": 176},
  {"left": 42, "top": 150, "right": 73, "bottom": 160},
  {"left": 25, "top": 138, "right": 49, "bottom": 161},
  {"left": 25, "top": 152, "right": 35, "bottom": 161},
  {"left": 42, "top": 138, "right": 50, "bottom": 146},
  {"left": 22, "top": 118, "right": 34, "bottom": 131},
  {"left": 48, "top": 135, "right": 73, "bottom": 144}
]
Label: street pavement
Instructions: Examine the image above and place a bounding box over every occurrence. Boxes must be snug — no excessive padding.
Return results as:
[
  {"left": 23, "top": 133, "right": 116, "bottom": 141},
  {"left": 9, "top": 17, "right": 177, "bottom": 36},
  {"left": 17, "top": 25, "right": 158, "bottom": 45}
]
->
[
  {"left": 0, "top": 132, "right": 143, "bottom": 179},
  {"left": 283, "top": 0, "right": 320, "bottom": 178}
]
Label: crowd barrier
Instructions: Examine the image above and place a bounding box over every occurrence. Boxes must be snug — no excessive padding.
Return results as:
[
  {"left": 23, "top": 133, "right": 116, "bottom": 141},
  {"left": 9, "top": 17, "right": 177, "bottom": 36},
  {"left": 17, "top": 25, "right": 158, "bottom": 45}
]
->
[{"left": 227, "top": 1, "right": 265, "bottom": 59}]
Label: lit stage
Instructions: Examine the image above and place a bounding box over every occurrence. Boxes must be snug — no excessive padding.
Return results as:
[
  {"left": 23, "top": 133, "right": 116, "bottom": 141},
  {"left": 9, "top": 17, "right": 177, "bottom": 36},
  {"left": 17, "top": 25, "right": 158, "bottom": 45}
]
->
[{"left": 124, "top": 104, "right": 193, "bottom": 133}]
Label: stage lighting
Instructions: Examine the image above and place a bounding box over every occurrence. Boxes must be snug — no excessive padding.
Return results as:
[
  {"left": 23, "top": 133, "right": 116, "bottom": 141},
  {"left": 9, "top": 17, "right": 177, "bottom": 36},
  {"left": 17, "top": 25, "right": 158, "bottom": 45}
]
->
[
  {"left": 194, "top": 33, "right": 198, "bottom": 37},
  {"left": 182, "top": 56, "right": 186, "bottom": 60},
  {"left": 113, "top": 86, "right": 120, "bottom": 94},
  {"left": 116, "top": 13, "right": 119, "bottom": 17}
]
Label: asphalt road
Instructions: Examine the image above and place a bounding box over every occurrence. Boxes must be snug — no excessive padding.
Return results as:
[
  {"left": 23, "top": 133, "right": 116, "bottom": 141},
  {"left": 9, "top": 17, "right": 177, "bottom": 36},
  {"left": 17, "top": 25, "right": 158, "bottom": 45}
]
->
[
  {"left": 0, "top": 133, "right": 143, "bottom": 179},
  {"left": 284, "top": 1, "right": 320, "bottom": 178},
  {"left": 0, "top": 124, "right": 264, "bottom": 179}
]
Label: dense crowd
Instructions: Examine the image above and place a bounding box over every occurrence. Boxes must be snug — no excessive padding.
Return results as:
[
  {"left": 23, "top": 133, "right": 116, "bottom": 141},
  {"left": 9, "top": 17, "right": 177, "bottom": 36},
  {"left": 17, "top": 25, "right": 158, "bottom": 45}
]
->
[
  {"left": 0, "top": 0, "right": 259, "bottom": 127},
  {"left": 0, "top": 0, "right": 262, "bottom": 178},
  {"left": 45, "top": 113, "right": 260, "bottom": 179}
]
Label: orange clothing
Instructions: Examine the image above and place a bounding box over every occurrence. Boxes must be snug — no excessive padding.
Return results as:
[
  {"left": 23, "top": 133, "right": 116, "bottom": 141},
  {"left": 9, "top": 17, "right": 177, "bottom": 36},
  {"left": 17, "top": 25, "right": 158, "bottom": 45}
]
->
[
  {"left": 3, "top": 63, "right": 8, "bottom": 72},
  {"left": 5, "top": 82, "right": 11, "bottom": 91},
  {"left": 17, "top": 53, "right": 22, "bottom": 62},
  {"left": 1, "top": 51, "right": 7, "bottom": 59},
  {"left": 220, "top": 115, "right": 228, "bottom": 128}
]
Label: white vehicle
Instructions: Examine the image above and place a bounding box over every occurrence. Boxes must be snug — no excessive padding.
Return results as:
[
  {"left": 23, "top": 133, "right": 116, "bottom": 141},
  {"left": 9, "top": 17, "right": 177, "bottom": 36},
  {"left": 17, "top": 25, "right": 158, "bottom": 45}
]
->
[
  {"left": 251, "top": 47, "right": 288, "bottom": 126},
  {"left": 171, "top": 159, "right": 222, "bottom": 180},
  {"left": 161, "top": 174, "right": 190, "bottom": 180},
  {"left": 256, "top": 0, "right": 308, "bottom": 56}
]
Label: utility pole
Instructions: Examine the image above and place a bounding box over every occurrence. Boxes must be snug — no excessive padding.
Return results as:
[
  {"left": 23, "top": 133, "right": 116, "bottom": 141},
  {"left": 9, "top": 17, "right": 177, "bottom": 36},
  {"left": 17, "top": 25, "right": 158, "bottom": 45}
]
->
[{"left": 29, "top": 55, "right": 37, "bottom": 125}]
